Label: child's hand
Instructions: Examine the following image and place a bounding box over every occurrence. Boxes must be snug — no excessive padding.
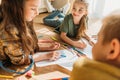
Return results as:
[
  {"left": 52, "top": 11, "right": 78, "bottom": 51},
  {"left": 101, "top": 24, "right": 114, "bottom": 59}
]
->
[
  {"left": 48, "top": 42, "right": 60, "bottom": 50},
  {"left": 88, "top": 40, "right": 95, "bottom": 46},
  {"left": 73, "top": 42, "right": 86, "bottom": 49},
  {"left": 38, "top": 39, "right": 54, "bottom": 43},
  {"left": 47, "top": 51, "right": 60, "bottom": 61},
  {"left": 33, "top": 51, "right": 60, "bottom": 62}
]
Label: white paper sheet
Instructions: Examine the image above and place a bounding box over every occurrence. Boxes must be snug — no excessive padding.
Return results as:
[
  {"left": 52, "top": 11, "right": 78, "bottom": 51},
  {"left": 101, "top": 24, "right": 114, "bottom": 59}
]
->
[
  {"left": 32, "top": 71, "right": 69, "bottom": 80},
  {"left": 35, "top": 49, "right": 78, "bottom": 67},
  {"left": 76, "top": 38, "right": 93, "bottom": 59},
  {"left": 35, "top": 38, "right": 94, "bottom": 68},
  {"left": 74, "top": 44, "right": 92, "bottom": 59}
]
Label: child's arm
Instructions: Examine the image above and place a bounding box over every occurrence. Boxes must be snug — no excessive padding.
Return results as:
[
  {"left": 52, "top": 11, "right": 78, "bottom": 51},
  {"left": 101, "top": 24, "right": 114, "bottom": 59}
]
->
[
  {"left": 33, "top": 51, "right": 60, "bottom": 62},
  {"left": 82, "top": 33, "right": 94, "bottom": 46},
  {"left": 38, "top": 39, "right": 54, "bottom": 43},
  {"left": 60, "top": 32, "right": 86, "bottom": 49},
  {"left": 38, "top": 41, "right": 60, "bottom": 51},
  {"left": 82, "top": 33, "right": 90, "bottom": 41}
]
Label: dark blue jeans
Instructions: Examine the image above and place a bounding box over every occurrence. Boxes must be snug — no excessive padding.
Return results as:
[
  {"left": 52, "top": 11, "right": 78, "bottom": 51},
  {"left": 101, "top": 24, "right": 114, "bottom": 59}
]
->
[{"left": 43, "top": 10, "right": 65, "bottom": 28}]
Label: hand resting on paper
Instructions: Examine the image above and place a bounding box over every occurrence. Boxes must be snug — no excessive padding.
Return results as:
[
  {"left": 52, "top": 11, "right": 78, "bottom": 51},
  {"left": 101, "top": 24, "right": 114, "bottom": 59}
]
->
[
  {"left": 49, "top": 51, "right": 60, "bottom": 61},
  {"left": 33, "top": 51, "right": 60, "bottom": 62}
]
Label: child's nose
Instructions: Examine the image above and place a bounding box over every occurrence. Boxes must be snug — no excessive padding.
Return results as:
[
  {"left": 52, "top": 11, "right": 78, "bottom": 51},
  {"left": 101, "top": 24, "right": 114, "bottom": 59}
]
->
[
  {"left": 74, "top": 12, "right": 78, "bottom": 15},
  {"left": 35, "top": 9, "right": 39, "bottom": 16}
]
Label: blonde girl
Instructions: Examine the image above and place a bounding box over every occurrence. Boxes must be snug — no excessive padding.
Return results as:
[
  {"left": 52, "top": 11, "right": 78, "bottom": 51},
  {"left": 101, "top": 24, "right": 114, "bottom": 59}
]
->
[{"left": 59, "top": 0, "right": 94, "bottom": 49}]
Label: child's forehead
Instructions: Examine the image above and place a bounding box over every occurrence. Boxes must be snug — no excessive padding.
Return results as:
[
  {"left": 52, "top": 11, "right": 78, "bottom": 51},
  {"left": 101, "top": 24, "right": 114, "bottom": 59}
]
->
[
  {"left": 74, "top": 2, "right": 86, "bottom": 5},
  {"left": 26, "top": 0, "right": 40, "bottom": 6},
  {"left": 73, "top": 2, "right": 86, "bottom": 8}
]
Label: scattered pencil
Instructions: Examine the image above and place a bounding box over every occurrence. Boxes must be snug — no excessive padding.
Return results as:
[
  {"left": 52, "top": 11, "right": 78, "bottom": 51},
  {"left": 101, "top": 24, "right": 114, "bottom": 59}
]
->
[
  {"left": 51, "top": 36, "right": 58, "bottom": 41},
  {"left": 0, "top": 75, "right": 13, "bottom": 79},
  {"left": 52, "top": 77, "right": 69, "bottom": 80},
  {"left": 50, "top": 36, "right": 80, "bottom": 56}
]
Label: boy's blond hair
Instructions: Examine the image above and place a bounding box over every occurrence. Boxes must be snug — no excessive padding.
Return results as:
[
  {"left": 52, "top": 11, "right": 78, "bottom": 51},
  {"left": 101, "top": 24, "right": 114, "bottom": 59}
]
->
[{"left": 102, "top": 14, "right": 120, "bottom": 44}]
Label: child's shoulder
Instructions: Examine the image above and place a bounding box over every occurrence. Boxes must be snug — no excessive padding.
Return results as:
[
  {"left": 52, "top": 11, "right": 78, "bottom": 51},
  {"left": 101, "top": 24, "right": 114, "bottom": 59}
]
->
[
  {"left": 65, "top": 14, "right": 72, "bottom": 17},
  {"left": 64, "top": 14, "right": 72, "bottom": 20}
]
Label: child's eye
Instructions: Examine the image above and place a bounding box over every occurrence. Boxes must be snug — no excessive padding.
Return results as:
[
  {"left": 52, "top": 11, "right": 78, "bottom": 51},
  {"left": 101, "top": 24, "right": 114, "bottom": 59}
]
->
[
  {"left": 79, "top": 9, "right": 82, "bottom": 12},
  {"left": 73, "top": 7, "right": 75, "bottom": 9},
  {"left": 72, "top": 8, "right": 76, "bottom": 11},
  {"left": 31, "top": 8, "right": 36, "bottom": 11},
  {"left": 79, "top": 9, "right": 84, "bottom": 12}
]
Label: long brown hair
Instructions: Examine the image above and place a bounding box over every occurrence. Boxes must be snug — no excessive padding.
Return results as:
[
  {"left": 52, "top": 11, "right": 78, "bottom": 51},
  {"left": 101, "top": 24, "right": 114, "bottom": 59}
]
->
[
  {"left": 0, "top": 0, "right": 38, "bottom": 63},
  {"left": 70, "top": 0, "right": 88, "bottom": 39}
]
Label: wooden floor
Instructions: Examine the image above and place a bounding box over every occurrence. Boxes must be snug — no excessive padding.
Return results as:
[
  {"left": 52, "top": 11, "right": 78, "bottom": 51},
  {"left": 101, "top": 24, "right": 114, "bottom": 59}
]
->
[{"left": 33, "top": 13, "right": 63, "bottom": 41}]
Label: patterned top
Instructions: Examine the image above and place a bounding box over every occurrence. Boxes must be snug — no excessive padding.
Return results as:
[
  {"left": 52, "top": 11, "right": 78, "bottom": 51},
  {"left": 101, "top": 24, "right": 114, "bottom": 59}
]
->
[{"left": 0, "top": 22, "right": 39, "bottom": 65}]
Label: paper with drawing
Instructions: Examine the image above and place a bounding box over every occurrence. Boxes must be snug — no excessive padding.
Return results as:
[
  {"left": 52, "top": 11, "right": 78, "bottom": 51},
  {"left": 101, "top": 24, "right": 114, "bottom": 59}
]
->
[{"left": 35, "top": 49, "right": 78, "bottom": 67}]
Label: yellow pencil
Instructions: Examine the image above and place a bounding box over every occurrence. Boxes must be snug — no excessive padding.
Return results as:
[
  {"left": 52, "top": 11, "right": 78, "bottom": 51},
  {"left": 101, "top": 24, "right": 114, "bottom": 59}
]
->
[
  {"left": 50, "top": 36, "right": 58, "bottom": 41},
  {"left": 0, "top": 75, "right": 13, "bottom": 79}
]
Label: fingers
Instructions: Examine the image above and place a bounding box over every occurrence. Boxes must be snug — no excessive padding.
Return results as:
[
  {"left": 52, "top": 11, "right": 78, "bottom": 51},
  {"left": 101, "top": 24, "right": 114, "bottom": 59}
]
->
[
  {"left": 82, "top": 43, "right": 87, "bottom": 47},
  {"left": 54, "top": 42, "right": 60, "bottom": 48},
  {"left": 49, "top": 52, "right": 60, "bottom": 61},
  {"left": 50, "top": 42, "right": 60, "bottom": 50},
  {"left": 89, "top": 41, "right": 95, "bottom": 46},
  {"left": 78, "top": 42, "right": 86, "bottom": 49}
]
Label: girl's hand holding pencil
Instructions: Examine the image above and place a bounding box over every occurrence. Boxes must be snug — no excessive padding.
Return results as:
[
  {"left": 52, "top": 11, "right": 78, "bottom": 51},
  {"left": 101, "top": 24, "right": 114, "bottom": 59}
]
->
[{"left": 73, "top": 41, "right": 86, "bottom": 49}]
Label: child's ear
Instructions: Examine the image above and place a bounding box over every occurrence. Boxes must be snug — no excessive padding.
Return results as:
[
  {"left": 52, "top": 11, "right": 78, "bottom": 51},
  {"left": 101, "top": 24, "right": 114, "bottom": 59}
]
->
[{"left": 107, "top": 39, "right": 120, "bottom": 60}]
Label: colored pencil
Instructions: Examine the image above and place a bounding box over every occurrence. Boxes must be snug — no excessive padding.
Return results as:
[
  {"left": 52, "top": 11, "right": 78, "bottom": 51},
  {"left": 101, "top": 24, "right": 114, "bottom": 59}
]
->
[{"left": 0, "top": 75, "right": 13, "bottom": 79}]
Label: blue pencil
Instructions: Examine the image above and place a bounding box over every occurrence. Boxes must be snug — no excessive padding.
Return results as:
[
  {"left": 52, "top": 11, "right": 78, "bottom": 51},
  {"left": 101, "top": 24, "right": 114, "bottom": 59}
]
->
[
  {"left": 72, "top": 47, "right": 85, "bottom": 55},
  {"left": 51, "top": 77, "right": 69, "bottom": 80}
]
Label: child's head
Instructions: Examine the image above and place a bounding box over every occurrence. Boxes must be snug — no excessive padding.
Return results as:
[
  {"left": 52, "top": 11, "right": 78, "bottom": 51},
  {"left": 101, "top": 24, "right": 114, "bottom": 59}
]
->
[
  {"left": 0, "top": 0, "right": 40, "bottom": 63},
  {"left": 24, "top": 0, "right": 40, "bottom": 21},
  {"left": 70, "top": 0, "right": 88, "bottom": 39},
  {"left": 1, "top": 0, "right": 40, "bottom": 22},
  {"left": 92, "top": 14, "right": 120, "bottom": 68},
  {"left": 71, "top": 0, "right": 88, "bottom": 19}
]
